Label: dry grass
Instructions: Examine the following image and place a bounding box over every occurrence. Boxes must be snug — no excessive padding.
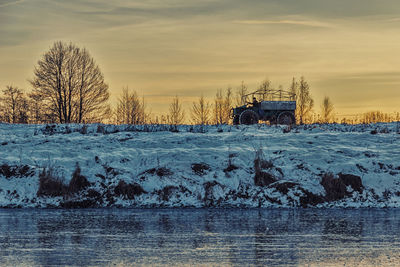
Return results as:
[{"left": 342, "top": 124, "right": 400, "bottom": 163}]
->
[
  {"left": 114, "top": 180, "right": 146, "bottom": 200},
  {"left": 191, "top": 163, "right": 210, "bottom": 176},
  {"left": 37, "top": 168, "right": 67, "bottom": 197},
  {"left": 320, "top": 172, "right": 348, "bottom": 201},
  {"left": 0, "top": 164, "right": 34, "bottom": 179},
  {"left": 338, "top": 173, "right": 363, "bottom": 193},
  {"left": 254, "top": 148, "right": 276, "bottom": 186},
  {"left": 68, "top": 163, "right": 90, "bottom": 194}
]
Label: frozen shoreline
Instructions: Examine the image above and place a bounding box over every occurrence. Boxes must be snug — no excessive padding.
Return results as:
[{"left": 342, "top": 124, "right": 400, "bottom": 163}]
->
[{"left": 0, "top": 122, "right": 399, "bottom": 208}]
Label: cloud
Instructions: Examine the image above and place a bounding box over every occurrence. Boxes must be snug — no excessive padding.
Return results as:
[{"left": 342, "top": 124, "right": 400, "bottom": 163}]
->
[
  {"left": 233, "top": 19, "right": 333, "bottom": 28},
  {"left": 0, "top": 0, "right": 24, "bottom": 8}
]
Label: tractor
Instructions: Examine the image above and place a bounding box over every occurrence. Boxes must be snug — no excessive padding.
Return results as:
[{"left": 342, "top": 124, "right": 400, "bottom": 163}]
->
[{"left": 232, "top": 89, "right": 296, "bottom": 125}]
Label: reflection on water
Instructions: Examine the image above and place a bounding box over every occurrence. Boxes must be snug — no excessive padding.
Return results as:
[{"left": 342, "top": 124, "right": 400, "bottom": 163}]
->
[{"left": 0, "top": 209, "right": 399, "bottom": 266}]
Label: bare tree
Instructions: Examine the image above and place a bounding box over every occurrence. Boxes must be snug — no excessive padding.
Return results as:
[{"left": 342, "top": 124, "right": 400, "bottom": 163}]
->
[
  {"left": 297, "top": 76, "right": 314, "bottom": 124},
  {"left": 235, "top": 81, "right": 248, "bottom": 106},
  {"left": 362, "top": 111, "right": 393, "bottom": 124},
  {"left": 169, "top": 95, "right": 185, "bottom": 125},
  {"left": 289, "top": 77, "right": 298, "bottom": 99},
  {"left": 258, "top": 79, "right": 272, "bottom": 100},
  {"left": 30, "top": 41, "right": 109, "bottom": 123},
  {"left": 191, "top": 95, "right": 211, "bottom": 125},
  {"left": 320, "top": 96, "right": 334, "bottom": 123},
  {"left": 213, "top": 87, "right": 234, "bottom": 125},
  {"left": 115, "top": 88, "right": 147, "bottom": 124},
  {"left": 213, "top": 89, "right": 224, "bottom": 124},
  {"left": 223, "top": 87, "right": 233, "bottom": 124},
  {"left": 288, "top": 77, "right": 298, "bottom": 124},
  {"left": 0, "top": 86, "right": 28, "bottom": 123}
]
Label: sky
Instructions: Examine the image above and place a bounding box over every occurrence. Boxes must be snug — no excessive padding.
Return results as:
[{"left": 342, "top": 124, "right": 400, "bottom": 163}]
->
[{"left": 1, "top": 0, "right": 400, "bottom": 118}]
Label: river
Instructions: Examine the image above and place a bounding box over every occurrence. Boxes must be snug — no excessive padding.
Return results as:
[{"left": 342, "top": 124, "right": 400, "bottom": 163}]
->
[{"left": 1, "top": 209, "right": 399, "bottom": 266}]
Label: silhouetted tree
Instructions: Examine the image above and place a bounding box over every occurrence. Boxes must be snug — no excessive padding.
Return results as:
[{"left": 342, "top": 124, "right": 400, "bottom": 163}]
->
[
  {"left": 169, "top": 95, "right": 184, "bottom": 125},
  {"left": 321, "top": 96, "right": 334, "bottom": 123},
  {"left": 213, "top": 89, "right": 224, "bottom": 124},
  {"left": 30, "top": 41, "right": 109, "bottom": 123},
  {"left": 362, "top": 111, "right": 393, "bottom": 124},
  {"left": 0, "top": 86, "right": 28, "bottom": 123},
  {"left": 223, "top": 87, "right": 233, "bottom": 123},
  {"left": 115, "top": 88, "right": 147, "bottom": 124},
  {"left": 26, "top": 91, "right": 50, "bottom": 123},
  {"left": 191, "top": 95, "right": 210, "bottom": 125},
  {"left": 289, "top": 77, "right": 298, "bottom": 100},
  {"left": 297, "top": 76, "right": 314, "bottom": 124},
  {"left": 235, "top": 81, "right": 248, "bottom": 106},
  {"left": 258, "top": 79, "right": 272, "bottom": 100}
]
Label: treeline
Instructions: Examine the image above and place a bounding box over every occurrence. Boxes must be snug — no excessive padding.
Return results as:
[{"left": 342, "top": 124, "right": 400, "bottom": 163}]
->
[
  {"left": 111, "top": 77, "right": 316, "bottom": 125},
  {"left": 0, "top": 41, "right": 399, "bottom": 125}
]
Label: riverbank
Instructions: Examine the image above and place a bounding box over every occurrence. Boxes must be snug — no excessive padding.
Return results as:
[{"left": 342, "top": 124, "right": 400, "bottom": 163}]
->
[{"left": 0, "top": 122, "right": 399, "bottom": 208}]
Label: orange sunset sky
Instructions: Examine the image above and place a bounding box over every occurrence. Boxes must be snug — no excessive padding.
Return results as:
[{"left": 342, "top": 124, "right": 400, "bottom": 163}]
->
[{"left": 1, "top": 0, "right": 400, "bottom": 118}]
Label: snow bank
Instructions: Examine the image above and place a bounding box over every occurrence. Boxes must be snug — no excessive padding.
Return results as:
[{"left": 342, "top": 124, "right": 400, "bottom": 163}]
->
[{"left": 0, "top": 122, "right": 399, "bottom": 208}]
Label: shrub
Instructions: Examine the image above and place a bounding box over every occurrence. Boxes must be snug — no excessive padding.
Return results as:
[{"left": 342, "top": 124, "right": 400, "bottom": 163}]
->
[
  {"left": 382, "top": 189, "right": 392, "bottom": 200},
  {"left": 254, "top": 171, "right": 276, "bottom": 187},
  {"left": 143, "top": 167, "right": 173, "bottom": 177},
  {"left": 338, "top": 173, "right": 363, "bottom": 193},
  {"left": 298, "top": 188, "right": 325, "bottom": 207},
  {"left": 224, "top": 152, "right": 239, "bottom": 173},
  {"left": 114, "top": 180, "right": 146, "bottom": 200},
  {"left": 223, "top": 163, "right": 238, "bottom": 173},
  {"left": 0, "top": 164, "right": 34, "bottom": 179},
  {"left": 79, "top": 125, "right": 88, "bottom": 134},
  {"left": 96, "top": 124, "right": 105, "bottom": 134},
  {"left": 254, "top": 148, "right": 276, "bottom": 186},
  {"left": 270, "top": 181, "right": 298, "bottom": 194},
  {"left": 320, "top": 173, "right": 347, "bottom": 201},
  {"left": 68, "top": 163, "right": 90, "bottom": 194},
  {"left": 42, "top": 124, "right": 57, "bottom": 135},
  {"left": 191, "top": 163, "right": 210, "bottom": 176},
  {"left": 158, "top": 186, "right": 178, "bottom": 201},
  {"left": 37, "top": 168, "right": 67, "bottom": 197},
  {"left": 203, "top": 181, "right": 223, "bottom": 207}
]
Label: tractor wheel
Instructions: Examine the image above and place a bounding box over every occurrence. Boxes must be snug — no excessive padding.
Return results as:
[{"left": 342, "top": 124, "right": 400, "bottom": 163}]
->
[
  {"left": 277, "top": 112, "right": 295, "bottom": 125},
  {"left": 239, "top": 110, "right": 259, "bottom": 125},
  {"left": 233, "top": 116, "right": 239, "bottom": 125}
]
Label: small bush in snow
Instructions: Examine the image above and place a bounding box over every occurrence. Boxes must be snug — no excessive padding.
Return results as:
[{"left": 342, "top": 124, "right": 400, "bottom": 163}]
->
[
  {"left": 253, "top": 148, "right": 277, "bottom": 186},
  {"left": 223, "top": 163, "right": 238, "bottom": 173},
  {"left": 0, "top": 164, "right": 34, "bottom": 179},
  {"left": 382, "top": 189, "right": 392, "bottom": 200},
  {"left": 224, "top": 152, "right": 239, "bottom": 173},
  {"left": 254, "top": 170, "right": 276, "bottom": 187},
  {"left": 37, "top": 168, "right": 67, "bottom": 197},
  {"left": 96, "top": 124, "right": 105, "bottom": 134},
  {"left": 42, "top": 124, "right": 57, "bottom": 135},
  {"left": 338, "top": 173, "right": 363, "bottom": 193},
  {"left": 79, "top": 125, "right": 88, "bottom": 134},
  {"left": 191, "top": 163, "right": 210, "bottom": 176},
  {"left": 270, "top": 181, "right": 298, "bottom": 194},
  {"left": 158, "top": 185, "right": 178, "bottom": 201},
  {"left": 203, "top": 181, "right": 223, "bottom": 207},
  {"left": 143, "top": 167, "right": 173, "bottom": 177},
  {"left": 68, "top": 163, "right": 90, "bottom": 194},
  {"left": 320, "top": 173, "right": 348, "bottom": 201},
  {"left": 114, "top": 180, "right": 146, "bottom": 200}
]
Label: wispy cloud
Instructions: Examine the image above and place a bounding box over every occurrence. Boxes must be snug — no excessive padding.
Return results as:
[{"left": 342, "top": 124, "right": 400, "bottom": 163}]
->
[
  {"left": 233, "top": 19, "right": 333, "bottom": 28},
  {"left": 386, "top": 17, "right": 400, "bottom": 22},
  {"left": 0, "top": 0, "right": 25, "bottom": 8}
]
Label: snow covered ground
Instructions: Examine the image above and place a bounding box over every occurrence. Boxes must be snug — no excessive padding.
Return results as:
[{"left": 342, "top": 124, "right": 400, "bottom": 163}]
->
[{"left": 0, "top": 122, "right": 399, "bottom": 208}]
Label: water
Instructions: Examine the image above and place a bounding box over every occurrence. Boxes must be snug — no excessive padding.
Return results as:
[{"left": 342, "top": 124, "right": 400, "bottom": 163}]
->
[{"left": 0, "top": 209, "right": 399, "bottom": 266}]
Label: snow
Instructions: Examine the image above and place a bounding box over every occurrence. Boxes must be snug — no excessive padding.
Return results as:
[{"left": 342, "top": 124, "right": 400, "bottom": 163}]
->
[{"left": 0, "top": 122, "right": 399, "bottom": 208}]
